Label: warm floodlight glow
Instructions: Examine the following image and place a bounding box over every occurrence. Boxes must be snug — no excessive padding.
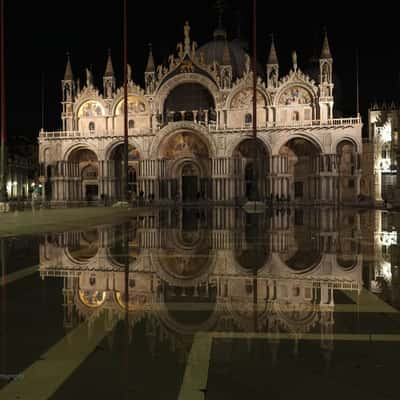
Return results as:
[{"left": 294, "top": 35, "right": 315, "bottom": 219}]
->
[{"left": 378, "top": 122, "right": 392, "bottom": 143}]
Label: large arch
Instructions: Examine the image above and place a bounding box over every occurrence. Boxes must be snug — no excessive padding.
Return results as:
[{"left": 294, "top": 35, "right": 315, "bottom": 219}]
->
[
  {"left": 150, "top": 122, "right": 217, "bottom": 158},
  {"left": 107, "top": 143, "right": 141, "bottom": 200},
  {"left": 163, "top": 82, "right": 215, "bottom": 124},
  {"left": 279, "top": 137, "right": 322, "bottom": 201},
  {"left": 226, "top": 85, "right": 271, "bottom": 109},
  {"left": 156, "top": 74, "right": 219, "bottom": 115},
  {"left": 67, "top": 147, "right": 100, "bottom": 201},
  {"left": 337, "top": 139, "right": 359, "bottom": 202},
  {"left": 157, "top": 129, "right": 212, "bottom": 202},
  {"left": 232, "top": 137, "right": 270, "bottom": 201}
]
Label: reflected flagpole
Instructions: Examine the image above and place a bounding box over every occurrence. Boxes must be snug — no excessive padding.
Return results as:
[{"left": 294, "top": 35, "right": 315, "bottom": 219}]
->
[
  {"left": 0, "top": 0, "right": 7, "bottom": 203},
  {"left": 123, "top": 0, "right": 129, "bottom": 202}
]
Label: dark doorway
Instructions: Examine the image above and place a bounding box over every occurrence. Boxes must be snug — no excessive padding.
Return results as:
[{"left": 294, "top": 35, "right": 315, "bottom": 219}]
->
[
  {"left": 182, "top": 176, "right": 198, "bottom": 202},
  {"left": 294, "top": 182, "right": 303, "bottom": 198},
  {"left": 245, "top": 163, "right": 259, "bottom": 200},
  {"left": 85, "top": 185, "right": 98, "bottom": 201}
]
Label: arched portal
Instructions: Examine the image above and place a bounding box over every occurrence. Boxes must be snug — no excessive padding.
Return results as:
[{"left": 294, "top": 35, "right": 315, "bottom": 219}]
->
[
  {"left": 108, "top": 144, "right": 140, "bottom": 201},
  {"left": 163, "top": 83, "right": 215, "bottom": 125},
  {"left": 233, "top": 138, "right": 270, "bottom": 201},
  {"left": 337, "top": 140, "right": 358, "bottom": 202},
  {"left": 159, "top": 131, "right": 211, "bottom": 202},
  {"left": 279, "top": 138, "right": 321, "bottom": 201},
  {"left": 68, "top": 148, "right": 99, "bottom": 201}
]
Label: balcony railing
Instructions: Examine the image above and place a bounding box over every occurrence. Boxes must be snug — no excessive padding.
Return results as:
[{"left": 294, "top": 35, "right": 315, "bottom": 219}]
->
[{"left": 39, "top": 117, "right": 362, "bottom": 139}]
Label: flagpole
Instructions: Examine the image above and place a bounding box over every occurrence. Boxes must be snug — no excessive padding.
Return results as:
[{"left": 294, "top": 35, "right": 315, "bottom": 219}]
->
[
  {"left": 252, "top": 0, "right": 257, "bottom": 140},
  {"left": 356, "top": 48, "right": 359, "bottom": 118},
  {"left": 0, "top": 0, "right": 7, "bottom": 204},
  {"left": 123, "top": 0, "right": 129, "bottom": 202},
  {"left": 252, "top": 0, "right": 258, "bottom": 207}
]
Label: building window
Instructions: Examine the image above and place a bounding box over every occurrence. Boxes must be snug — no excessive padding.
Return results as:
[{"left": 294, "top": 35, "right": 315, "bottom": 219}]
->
[
  {"left": 292, "top": 111, "right": 300, "bottom": 121},
  {"left": 128, "top": 119, "right": 134, "bottom": 129},
  {"left": 245, "top": 113, "right": 252, "bottom": 125},
  {"left": 89, "top": 121, "right": 95, "bottom": 131}
]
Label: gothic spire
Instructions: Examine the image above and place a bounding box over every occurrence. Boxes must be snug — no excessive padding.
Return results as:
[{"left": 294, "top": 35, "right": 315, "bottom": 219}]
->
[
  {"left": 320, "top": 29, "right": 332, "bottom": 59},
  {"left": 145, "top": 43, "right": 155, "bottom": 72},
  {"left": 64, "top": 52, "right": 73, "bottom": 80},
  {"left": 104, "top": 49, "right": 114, "bottom": 77},
  {"left": 267, "top": 34, "right": 278, "bottom": 65}
]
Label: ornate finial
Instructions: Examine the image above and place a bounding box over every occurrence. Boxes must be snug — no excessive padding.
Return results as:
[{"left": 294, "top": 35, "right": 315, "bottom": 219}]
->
[
  {"left": 292, "top": 50, "right": 297, "bottom": 70},
  {"left": 64, "top": 51, "right": 73, "bottom": 80},
  {"left": 145, "top": 43, "right": 155, "bottom": 72},
  {"left": 267, "top": 33, "right": 278, "bottom": 65},
  {"left": 184, "top": 21, "right": 191, "bottom": 53},
  {"left": 85, "top": 67, "right": 93, "bottom": 86},
  {"left": 104, "top": 49, "right": 114, "bottom": 77},
  {"left": 320, "top": 28, "right": 332, "bottom": 59},
  {"left": 127, "top": 64, "right": 132, "bottom": 82}
]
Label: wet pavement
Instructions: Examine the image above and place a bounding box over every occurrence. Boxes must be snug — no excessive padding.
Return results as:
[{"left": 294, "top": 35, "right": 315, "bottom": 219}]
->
[{"left": 0, "top": 206, "right": 399, "bottom": 399}]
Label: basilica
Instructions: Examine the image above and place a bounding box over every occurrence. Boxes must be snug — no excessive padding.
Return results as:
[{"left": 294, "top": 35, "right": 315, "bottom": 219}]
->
[{"left": 38, "top": 21, "right": 362, "bottom": 204}]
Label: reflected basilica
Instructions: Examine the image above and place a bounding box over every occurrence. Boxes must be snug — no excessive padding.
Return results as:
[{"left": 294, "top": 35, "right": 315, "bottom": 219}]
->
[{"left": 39, "top": 207, "right": 374, "bottom": 361}]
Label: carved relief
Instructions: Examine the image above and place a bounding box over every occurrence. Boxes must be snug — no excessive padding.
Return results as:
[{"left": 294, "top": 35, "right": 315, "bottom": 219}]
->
[
  {"left": 231, "top": 89, "right": 265, "bottom": 109},
  {"left": 163, "top": 133, "right": 208, "bottom": 158},
  {"left": 278, "top": 86, "right": 312, "bottom": 105},
  {"left": 78, "top": 101, "right": 104, "bottom": 117},
  {"left": 180, "top": 59, "right": 194, "bottom": 73},
  {"left": 116, "top": 95, "right": 146, "bottom": 115}
]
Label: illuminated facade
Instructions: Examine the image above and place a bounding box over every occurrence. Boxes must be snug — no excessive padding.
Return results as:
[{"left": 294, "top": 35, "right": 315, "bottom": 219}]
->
[
  {"left": 40, "top": 207, "right": 363, "bottom": 358},
  {"left": 365, "top": 102, "right": 400, "bottom": 203},
  {"left": 38, "top": 22, "right": 362, "bottom": 204}
]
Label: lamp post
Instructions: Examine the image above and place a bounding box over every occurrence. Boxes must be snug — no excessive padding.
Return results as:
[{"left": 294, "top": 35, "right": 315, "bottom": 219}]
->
[{"left": 0, "top": 0, "right": 7, "bottom": 205}]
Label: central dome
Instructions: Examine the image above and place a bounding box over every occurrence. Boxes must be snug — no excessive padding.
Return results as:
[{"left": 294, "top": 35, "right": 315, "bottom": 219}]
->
[
  {"left": 197, "top": 25, "right": 264, "bottom": 80},
  {"left": 197, "top": 26, "right": 250, "bottom": 80}
]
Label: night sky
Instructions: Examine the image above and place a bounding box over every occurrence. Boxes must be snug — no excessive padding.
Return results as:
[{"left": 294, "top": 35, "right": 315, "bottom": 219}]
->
[{"left": 3, "top": 0, "right": 400, "bottom": 142}]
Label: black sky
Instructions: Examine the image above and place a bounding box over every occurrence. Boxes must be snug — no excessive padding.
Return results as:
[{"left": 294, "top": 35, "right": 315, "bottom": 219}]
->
[{"left": 3, "top": 0, "right": 400, "bottom": 141}]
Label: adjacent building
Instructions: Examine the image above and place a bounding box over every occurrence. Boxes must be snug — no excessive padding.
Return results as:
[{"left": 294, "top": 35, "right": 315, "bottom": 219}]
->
[{"left": 364, "top": 102, "right": 400, "bottom": 203}]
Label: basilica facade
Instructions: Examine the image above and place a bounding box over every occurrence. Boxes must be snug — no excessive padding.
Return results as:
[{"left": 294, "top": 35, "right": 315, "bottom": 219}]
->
[{"left": 38, "top": 21, "right": 362, "bottom": 204}]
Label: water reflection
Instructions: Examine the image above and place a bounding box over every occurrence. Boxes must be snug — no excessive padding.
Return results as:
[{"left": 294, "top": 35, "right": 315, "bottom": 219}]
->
[
  {"left": 2, "top": 207, "right": 400, "bottom": 398},
  {"left": 38, "top": 208, "right": 371, "bottom": 346}
]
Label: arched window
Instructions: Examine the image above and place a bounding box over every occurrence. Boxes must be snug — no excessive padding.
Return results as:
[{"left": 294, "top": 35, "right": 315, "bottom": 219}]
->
[
  {"left": 245, "top": 113, "right": 252, "bottom": 125},
  {"left": 89, "top": 121, "right": 95, "bottom": 131},
  {"left": 128, "top": 119, "right": 134, "bottom": 129},
  {"left": 173, "top": 111, "right": 182, "bottom": 121},
  {"left": 184, "top": 111, "right": 194, "bottom": 121}
]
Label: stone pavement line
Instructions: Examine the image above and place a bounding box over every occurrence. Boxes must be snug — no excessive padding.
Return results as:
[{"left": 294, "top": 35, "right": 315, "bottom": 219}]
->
[
  {"left": 344, "top": 288, "right": 399, "bottom": 313},
  {"left": 178, "top": 333, "right": 213, "bottom": 400},
  {"left": 0, "top": 265, "right": 39, "bottom": 287},
  {"left": 178, "top": 330, "right": 400, "bottom": 400},
  {"left": 0, "top": 315, "right": 118, "bottom": 400}
]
